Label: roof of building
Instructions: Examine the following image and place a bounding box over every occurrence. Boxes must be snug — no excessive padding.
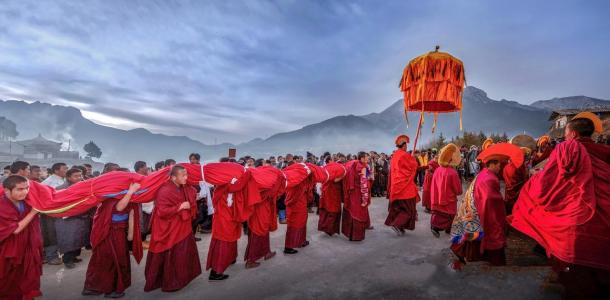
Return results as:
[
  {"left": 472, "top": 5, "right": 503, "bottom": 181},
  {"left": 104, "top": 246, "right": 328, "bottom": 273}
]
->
[
  {"left": 548, "top": 108, "right": 610, "bottom": 121},
  {"left": 16, "top": 134, "right": 62, "bottom": 147}
]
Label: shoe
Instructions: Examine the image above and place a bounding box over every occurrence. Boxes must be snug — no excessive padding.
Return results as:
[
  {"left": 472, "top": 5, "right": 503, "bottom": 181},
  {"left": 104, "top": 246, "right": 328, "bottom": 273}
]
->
[
  {"left": 308, "top": 207, "right": 314, "bottom": 213},
  {"left": 209, "top": 271, "right": 229, "bottom": 281},
  {"left": 279, "top": 219, "right": 287, "bottom": 224},
  {"left": 104, "top": 292, "right": 125, "bottom": 298},
  {"left": 301, "top": 241, "right": 310, "bottom": 247},
  {"left": 64, "top": 262, "right": 76, "bottom": 269},
  {"left": 194, "top": 237, "right": 202, "bottom": 242},
  {"left": 367, "top": 226, "right": 374, "bottom": 230},
  {"left": 431, "top": 229, "right": 440, "bottom": 238},
  {"left": 200, "top": 228, "right": 212, "bottom": 234},
  {"left": 47, "top": 257, "right": 62, "bottom": 265},
  {"left": 391, "top": 226, "right": 401, "bottom": 236},
  {"left": 231, "top": 260, "right": 237, "bottom": 265},
  {"left": 74, "top": 257, "right": 83, "bottom": 263},
  {"left": 82, "top": 289, "right": 103, "bottom": 296},
  {"left": 283, "top": 248, "right": 298, "bottom": 254},
  {"left": 264, "top": 251, "right": 276, "bottom": 260},
  {"left": 245, "top": 261, "right": 260, "bottom": 269}
]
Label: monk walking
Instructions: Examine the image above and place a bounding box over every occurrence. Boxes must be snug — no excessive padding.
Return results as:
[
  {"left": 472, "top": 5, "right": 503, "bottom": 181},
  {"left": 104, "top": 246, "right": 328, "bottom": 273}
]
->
[
  {"left": 317, "top": 161, "right": 345, "bottom": 236},
  {"left": 385, "top": 135, "right": 419, "bottom": 235},
  {"left": 451, "top": 155, "right": 507, "bottom": 266},
  {"left": 341, "top": 152, "right": 371, "bottom": 241},
  {"left": 0, "top": 175, "right": 42, "bottom": 300},
  {"left": 284, "top": 163, "right": 314, "bottom": 254},
  {"left": 510, "top": 113, "right": 610, "bottom": 299},
  {"left": 245, "top": 165, "right": 284, "bottom": 268},
  {"left": 144, "top": 165, "right": 201, "bottom": 292},
  {"left": 83, "top": 182, "right": 142, "bottom": 298},
  {"left": 430, "top": 144, "right": 462, "bottom": 237},
  {"left": 207, "top": 168, "right": 257, "bottom": 279}
]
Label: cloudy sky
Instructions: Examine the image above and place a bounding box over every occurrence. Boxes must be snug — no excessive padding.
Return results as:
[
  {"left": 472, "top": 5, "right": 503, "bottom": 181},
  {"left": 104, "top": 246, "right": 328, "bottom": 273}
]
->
[{"left": 1, "top": 0, "right": 609, "bottom": 144}]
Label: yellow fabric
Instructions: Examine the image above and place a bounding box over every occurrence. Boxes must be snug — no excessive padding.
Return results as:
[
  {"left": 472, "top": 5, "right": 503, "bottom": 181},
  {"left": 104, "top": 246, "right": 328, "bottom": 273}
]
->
[
  {"left": 400, "top": 51, "right": 465, "bottom": 113},
  {"left": 573, "top": 112, "right": 603, "bottom": 133},
  {"left": 439, "top": 143, "right": 459, "bottom": 167}
]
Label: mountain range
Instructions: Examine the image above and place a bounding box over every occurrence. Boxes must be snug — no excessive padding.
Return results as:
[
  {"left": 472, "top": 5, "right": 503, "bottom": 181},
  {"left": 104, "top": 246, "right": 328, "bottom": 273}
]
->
[{"left": 1, "top": 86, "right": 609, "bottom": 166}]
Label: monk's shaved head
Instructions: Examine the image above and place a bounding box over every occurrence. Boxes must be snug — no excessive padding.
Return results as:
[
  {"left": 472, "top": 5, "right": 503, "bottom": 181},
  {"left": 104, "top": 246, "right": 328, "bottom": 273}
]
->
[{"left": 566, "top": 118, "right": 594, "bottom": 139}]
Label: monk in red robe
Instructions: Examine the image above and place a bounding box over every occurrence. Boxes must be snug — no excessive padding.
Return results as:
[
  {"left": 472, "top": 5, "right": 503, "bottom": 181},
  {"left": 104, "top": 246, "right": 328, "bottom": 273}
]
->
[
  {"left": 430, "top": 144, "right": 462, "bottom": 237},
  {"left": 207, "top": 168, "right": 258, "bottom": 279},
  {"left": 317, "top": 162, "right": 345, "bottom": 236},
  {"left": 82, "top": 182, "right": 142, "bottom": 298},
  {"left": 0, "top": 175, "right": 42, "bottom": 300},
  {"left": 510, "top": 117, "right": 610, "bottom": 299},
  {"left": 385, "top": 135, "right": 419, "bottom": 235},
  {"left": 144, "top": 165, "right": 201, "bottom": 292},
  {"left": 501, "top": 149, "right": 529, "bottom": 215},
  {"left": 451, "top": 158, "right": 506, "bottom": 266},
  {"left": 341, "top": 152, "right": 371, "bottom": 241},
  {"left": 244, "top": 166, "right": 284, "bottom": 269},
  {"left": 422, "top": 155, "right": 439, "bottom": 213},
  {"left": 283, "top": 163, "right": 314, "bottom": 254}
]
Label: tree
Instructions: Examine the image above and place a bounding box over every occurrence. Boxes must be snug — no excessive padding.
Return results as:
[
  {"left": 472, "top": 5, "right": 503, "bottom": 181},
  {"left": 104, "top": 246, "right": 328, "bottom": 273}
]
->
[
  {"left": 83, "top": 141, "right": 102, "bottom": 158},
  {"left": 0, "top": 116, "right": 19, "bottom": 141}
]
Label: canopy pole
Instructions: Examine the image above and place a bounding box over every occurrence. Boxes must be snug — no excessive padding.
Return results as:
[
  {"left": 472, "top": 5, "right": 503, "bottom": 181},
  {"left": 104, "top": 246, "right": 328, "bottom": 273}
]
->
[{"left": 412, "top": 111, "right": 424, "bottom": 153}]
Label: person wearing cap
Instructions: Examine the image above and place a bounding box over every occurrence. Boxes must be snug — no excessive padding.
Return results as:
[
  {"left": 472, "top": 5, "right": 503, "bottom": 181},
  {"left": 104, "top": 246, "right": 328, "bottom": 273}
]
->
[
  {"left": 510, "top": 112, "right": 610, "bottom": 299},
  {"left": 385, "top": 135, "right": 419, "bottom": 235},
  {"left": 451, "top": 145, "right": 509, "bottom": 267},
  {"left": 430, "top": 144, "right": 463, "bottom": 238},
  {"left": 422, "top": 150, "right": 439, "bottom": 213}
]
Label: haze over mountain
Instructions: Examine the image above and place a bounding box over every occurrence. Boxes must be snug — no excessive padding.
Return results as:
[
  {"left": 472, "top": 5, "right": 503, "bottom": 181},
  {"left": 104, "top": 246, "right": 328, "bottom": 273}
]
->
[{"left": 2, "top": 86, "right": 608, "bottom": 165}]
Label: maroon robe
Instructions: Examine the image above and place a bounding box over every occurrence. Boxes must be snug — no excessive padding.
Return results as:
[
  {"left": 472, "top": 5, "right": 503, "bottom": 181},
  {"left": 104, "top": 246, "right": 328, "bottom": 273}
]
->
[
  {"left": 430, "top": 166, "right": 462, "bottom": 231},
  {"left": 284, "top": 175, "right": 313, "bottom": 248},
  {"left": 207, "top": 170, "right": 258, "bottom": 273},
  {"left": 0, "top": 195, "right": 43, "bottom": 299},
  {"left": 245, "top": 168, "right": 284, "bottom": 263},
  {"left": 317, "top": 180, "right": 343, "bottom": 236},
  {"left": 341, "top": 161, "right": 370, "bottom": 241},
  {"left": 144, "top": 181, "right": 201, "bottom": 292},
  {"left": 84, "top": 200, "right": 142, "bottom": 294},
  {"left": 502, "top": 162, "right": 529, "bottom": 215},
  {"left": 452, "top": 168, "right": 506, "bottom": 265},
  {"left": 422, "top": 160, "right": 439, "bottom": 211}
]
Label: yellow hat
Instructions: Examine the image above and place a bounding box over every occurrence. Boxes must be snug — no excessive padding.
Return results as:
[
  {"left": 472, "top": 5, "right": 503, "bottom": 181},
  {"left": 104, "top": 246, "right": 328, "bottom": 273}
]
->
[
  {"left": 572, "top": 112, "right": 603, "bottom": 133},
  {"left": 536, "top": 135, "right": 550, "bottom": 147},
  {"left": 482, "top": 138, "right": 494, "bottom": 151},
  {"left": 439, "top": 143, "right": 461, "bottom": 167},
  {"left": 395, "top": 134, "right": 410, "bottom": 146}
]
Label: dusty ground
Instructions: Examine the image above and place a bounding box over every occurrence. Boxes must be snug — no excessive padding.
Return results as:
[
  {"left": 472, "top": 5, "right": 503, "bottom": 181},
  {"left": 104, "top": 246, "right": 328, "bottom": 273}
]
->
[{"left": 40, "top": 195, "right": 561, "bottom": 300}]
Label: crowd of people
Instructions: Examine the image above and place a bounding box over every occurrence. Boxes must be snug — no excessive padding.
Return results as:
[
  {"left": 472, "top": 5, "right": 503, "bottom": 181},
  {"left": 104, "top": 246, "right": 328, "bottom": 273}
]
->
[{"left": 1, "top": 113, "right": 609, "bottom": 299}]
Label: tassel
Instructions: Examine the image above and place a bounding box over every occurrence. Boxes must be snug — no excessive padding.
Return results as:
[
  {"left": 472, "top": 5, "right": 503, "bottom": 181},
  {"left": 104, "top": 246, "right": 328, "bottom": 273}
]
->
[
  {"left": 404, "top": 109, "right": 409, "bottom": 128},
  {"left": 432, "top": 112, "right": 438, "bottom": 133},
  {"left": 459, "top": 110, "right": 463, "bottom": 131}
]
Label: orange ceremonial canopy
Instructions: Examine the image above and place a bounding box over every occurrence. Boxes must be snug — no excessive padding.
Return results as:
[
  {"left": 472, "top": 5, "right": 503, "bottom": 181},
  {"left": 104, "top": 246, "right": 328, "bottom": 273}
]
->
[{"left": 399, "top": 49, "right": 465, "bottom": 113}]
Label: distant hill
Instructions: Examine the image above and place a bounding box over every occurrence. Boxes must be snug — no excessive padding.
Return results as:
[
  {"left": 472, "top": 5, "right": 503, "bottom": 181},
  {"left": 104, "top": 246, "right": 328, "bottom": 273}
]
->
[
  {"left": 2, "top": 85, "right": 590, "bottom": 165},
  {"left": 531, "top": 96, "right": 610, "bottom": 111}
]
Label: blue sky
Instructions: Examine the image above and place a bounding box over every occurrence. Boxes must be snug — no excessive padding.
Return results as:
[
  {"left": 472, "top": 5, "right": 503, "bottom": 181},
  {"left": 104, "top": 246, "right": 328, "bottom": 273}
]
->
[{"left": 0, "top": 0, "right": 609, "bottom": 144}]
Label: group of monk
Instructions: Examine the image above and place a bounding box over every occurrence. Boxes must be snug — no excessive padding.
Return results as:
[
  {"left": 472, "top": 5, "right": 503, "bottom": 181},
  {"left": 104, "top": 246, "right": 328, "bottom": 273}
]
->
[{"left": 1, "top": 112, "right": 609, "bottom": 299}]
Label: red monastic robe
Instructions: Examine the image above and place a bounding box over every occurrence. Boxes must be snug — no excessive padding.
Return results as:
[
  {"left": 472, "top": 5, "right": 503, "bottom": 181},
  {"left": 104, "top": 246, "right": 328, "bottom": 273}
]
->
[
  {"left": 422, "top": 160, "right": 439, "bottom": 211},
  {"left": 509, "top": 138, "right": 610, "bottom": 270},
  {"left": 85, "top": 200, "right": 142, "bottom": 294},
  {"left": 318, "top": 180, "right": 343, "bottom": 236},
  {"left": 144, "top": 181, "right": 201, "bottom": 292},
  {"left": 385, "top": 150, "right": 419, "bottom": 231},
  {"left": 502, "top": 162, "right": 529, "bottom": 214},
  {"left": 341, "top": 160, "right": 370, "bottom": 241},
  {"left": 0, "top": 195, "right": 42, "bottom": 299},
  {"left": 207, "top": 170, "right": 259, "bottom": 273},
  {"left": 284, "top": 172, "right": 314, "bottom": 248},
  {"left": 474, "top": 168, "right": 506, "bottom": 252},
  {"left": 245, "top": 167, "right": 285, "bottom": 263},
  {"left": 430, "top": 166, "right": 462, "bottom": 230}
]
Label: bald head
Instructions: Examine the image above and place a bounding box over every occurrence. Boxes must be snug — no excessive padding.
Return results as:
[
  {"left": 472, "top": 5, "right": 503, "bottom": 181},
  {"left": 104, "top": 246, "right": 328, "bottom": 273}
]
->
[{"left": 565, "top": 118, "right": 595, "bottom": 140}]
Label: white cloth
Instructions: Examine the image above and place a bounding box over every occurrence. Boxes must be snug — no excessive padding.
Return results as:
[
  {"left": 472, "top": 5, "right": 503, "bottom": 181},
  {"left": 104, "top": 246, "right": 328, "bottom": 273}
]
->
[
  {"left": 198, "top": 181, "right": 214, "bottom": 215},
  {"left": 42, "top": 174, "right": 65, "bottom": 188},
  {"left": 141, "top": 202, "right": 154, "bottom": 214}
]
